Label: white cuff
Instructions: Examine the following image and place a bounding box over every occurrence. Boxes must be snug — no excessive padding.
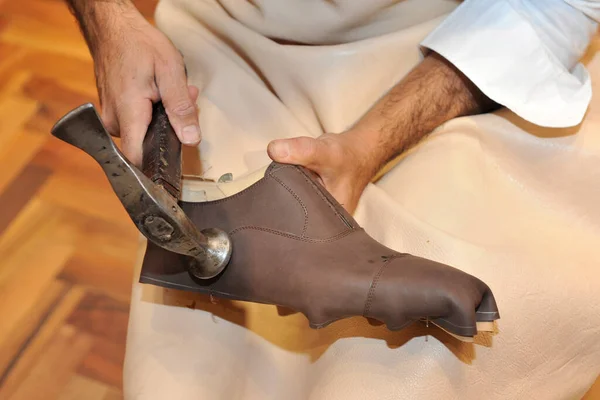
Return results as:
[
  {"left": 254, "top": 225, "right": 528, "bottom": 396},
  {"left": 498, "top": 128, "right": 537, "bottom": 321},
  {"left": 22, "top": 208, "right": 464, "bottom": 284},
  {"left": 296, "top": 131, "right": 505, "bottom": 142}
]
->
[{"left": 421, "top": 0, "right": 596, "bottom": 128}]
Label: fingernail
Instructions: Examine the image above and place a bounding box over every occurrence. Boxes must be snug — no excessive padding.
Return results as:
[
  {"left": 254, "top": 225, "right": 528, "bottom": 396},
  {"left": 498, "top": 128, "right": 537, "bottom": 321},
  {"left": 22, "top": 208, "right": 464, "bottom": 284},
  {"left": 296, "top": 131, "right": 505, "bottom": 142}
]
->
[
  {"left": 182, "top": 125, "right": 201, "bottom": 144},
  {"left": 270, "top": 141, "right": 289, "bottom": 159}
]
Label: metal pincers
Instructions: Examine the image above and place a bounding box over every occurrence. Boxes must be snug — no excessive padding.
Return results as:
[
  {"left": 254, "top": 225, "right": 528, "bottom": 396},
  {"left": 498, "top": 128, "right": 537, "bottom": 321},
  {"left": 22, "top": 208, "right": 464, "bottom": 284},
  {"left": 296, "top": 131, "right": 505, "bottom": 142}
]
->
[{"left": 50, "top": 103, "right": 232, "bottom": 279}]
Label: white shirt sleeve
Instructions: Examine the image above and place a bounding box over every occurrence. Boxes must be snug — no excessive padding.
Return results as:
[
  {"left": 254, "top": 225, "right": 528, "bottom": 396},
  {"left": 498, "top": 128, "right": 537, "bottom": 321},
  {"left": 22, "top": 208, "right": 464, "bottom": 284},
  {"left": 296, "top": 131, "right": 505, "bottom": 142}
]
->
[{"left": 421, "top": 0, "right": 599, "bottom": 127}]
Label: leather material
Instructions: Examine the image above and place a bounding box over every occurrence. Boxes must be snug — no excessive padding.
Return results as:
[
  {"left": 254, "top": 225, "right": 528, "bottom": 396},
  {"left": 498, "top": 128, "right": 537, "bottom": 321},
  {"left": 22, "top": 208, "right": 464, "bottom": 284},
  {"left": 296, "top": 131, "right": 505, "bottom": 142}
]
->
[
  {"left": 140, "top": 162, "right": 499, "bottom": 337},
  {"left": 142, "top": 102, "right": 182, "bottom": 198}
]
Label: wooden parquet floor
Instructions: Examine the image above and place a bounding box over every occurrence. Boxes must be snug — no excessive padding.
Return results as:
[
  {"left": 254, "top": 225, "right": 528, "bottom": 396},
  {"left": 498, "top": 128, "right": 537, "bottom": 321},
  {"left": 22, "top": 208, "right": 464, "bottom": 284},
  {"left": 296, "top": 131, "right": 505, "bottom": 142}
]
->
[
  {"left": 0, "top": 0, "right": 156, "bottom": 398},
  {"left": 0, "top": 0, "right": 598, "bottom": 399}
]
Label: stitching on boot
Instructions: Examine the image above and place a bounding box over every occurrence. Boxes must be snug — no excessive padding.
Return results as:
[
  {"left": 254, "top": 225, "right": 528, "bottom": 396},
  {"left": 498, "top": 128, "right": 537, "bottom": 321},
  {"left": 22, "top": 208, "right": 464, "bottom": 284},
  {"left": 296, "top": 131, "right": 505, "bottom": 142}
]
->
[
  {"left": 295, "top": 167, "right": 350, "bottom": 224},
  {"left": 363, "top": 259, "right": 390, "bottom": 316},
  {"left": 270, "top": 174, "right": 309, "bottom": 237},
  {"left": 363, "top": 254, "right": 407, "bottom": 316},
  {"left": 183, "top": 166, "right": 307, "bottom": 236},
  {"left": 272, "top": 165, "right": 354, "bottom": 235},
  {"left": 229, "top": 225, "right": 358, "bottom": 243},
  {"left": 267, "top": 164, "right": 292, "bottom": 175}
]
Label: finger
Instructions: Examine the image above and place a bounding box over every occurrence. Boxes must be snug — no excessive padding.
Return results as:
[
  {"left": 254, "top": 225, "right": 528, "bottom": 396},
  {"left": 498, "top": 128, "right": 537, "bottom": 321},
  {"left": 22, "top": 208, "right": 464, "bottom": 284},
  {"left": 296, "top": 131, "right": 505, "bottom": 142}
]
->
[
  {"left": 116, "top": 97, "right": 153, "bottom": 166},
  {"left": 100, "top": 105, "right": 120, "bottom": 137},
  {"left": 155, "top": 61, "right": 201, "bottom": 145},
  {"left": 188, "top": 85, "right": 200, "bottom": 102},
  {"left": 267, "top": 137, "right": 326, "bottom": 170}
]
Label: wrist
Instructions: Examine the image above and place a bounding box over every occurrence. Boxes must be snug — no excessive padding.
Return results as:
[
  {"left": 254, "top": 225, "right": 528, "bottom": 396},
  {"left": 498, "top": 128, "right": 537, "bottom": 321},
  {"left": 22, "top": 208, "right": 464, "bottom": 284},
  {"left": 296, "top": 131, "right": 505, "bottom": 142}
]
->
[
  {"left": 69, "top": 0, "right": 142, "bottom": 56},
  {"left": 340, "top": 52, "right": 497, "bottom": 178},
  {"left": 338, "top": 128, "right": 388, "bottom": 185}
]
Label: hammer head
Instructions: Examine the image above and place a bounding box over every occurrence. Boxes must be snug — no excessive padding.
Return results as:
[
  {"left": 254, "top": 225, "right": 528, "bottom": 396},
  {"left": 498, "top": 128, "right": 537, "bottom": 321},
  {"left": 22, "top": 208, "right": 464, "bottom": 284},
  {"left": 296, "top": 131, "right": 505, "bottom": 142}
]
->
[{"left": 51, "top": 103, "right": 231, "bottom": 279}]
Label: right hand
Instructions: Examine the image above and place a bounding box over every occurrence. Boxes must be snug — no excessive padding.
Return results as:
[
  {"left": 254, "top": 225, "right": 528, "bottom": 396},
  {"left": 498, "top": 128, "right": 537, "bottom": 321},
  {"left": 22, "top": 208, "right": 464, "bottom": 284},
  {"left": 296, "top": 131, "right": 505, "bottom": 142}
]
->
[{"left": 90, "top": 3, "right": 201, "bottom": 166}]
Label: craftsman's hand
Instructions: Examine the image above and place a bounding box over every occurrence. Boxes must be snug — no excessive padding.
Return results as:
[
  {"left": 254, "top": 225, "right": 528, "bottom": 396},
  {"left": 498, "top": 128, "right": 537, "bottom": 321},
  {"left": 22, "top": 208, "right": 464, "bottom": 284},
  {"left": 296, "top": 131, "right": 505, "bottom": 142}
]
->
[
  {"left": 268, "top": 53, "right": 499, "bottom": 214},
  {"left": 268, "top": 132, "right": 377, "bottom": 214},
  {"left": 67, "top": 0, "right": 201, "bottom": 165}
]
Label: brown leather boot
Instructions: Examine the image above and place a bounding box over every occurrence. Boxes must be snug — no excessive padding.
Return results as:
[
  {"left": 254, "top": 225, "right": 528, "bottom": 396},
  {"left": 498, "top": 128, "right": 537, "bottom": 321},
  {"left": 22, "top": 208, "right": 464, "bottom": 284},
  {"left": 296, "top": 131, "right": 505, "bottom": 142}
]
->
[{"left": 141, "top": 163, "right": 499, "bottom": 337}]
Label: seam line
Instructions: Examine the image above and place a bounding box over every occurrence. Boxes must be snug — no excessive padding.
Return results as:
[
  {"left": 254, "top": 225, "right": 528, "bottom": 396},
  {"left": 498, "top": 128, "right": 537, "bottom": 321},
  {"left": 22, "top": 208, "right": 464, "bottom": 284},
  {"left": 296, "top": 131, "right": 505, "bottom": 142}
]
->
[{"left": 270, "top": 173, "right": 309, "bottom": 237}]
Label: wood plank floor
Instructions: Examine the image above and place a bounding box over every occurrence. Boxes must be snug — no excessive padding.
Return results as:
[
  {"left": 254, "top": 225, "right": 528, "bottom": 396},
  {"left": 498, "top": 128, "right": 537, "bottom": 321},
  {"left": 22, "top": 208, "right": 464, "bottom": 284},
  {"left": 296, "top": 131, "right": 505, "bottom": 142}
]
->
[
  {"left": 0, "top": 0, "right": 156, "bottom": 398},
  {"left": 0, "top": 0, "right": 598, "bottom": 399}
]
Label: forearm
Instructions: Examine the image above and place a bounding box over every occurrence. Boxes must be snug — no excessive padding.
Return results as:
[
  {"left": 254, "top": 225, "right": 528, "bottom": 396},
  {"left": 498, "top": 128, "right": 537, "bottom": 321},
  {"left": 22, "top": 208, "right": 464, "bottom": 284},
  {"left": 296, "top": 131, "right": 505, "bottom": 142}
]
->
[
  {"left": 348, "top": 52, "right": 499, "bottom": 178},
  {"left": 66, "top": 0, "right": 138, "bottom": 57}
]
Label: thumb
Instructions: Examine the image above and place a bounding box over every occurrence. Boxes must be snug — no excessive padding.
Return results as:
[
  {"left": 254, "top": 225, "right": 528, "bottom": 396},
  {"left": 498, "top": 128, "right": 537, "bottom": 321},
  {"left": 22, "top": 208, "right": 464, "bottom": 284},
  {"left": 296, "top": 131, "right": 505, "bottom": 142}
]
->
[{"left": 267, "top": 136, "right": 325, "bottom": 169}]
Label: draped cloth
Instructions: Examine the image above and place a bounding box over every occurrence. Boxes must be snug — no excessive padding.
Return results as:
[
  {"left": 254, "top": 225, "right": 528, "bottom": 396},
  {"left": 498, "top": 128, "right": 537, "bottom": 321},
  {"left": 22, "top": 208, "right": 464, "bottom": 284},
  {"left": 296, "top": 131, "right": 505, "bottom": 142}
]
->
[{"left": 123, "top": 1, "right": 600, "bottom": 398}]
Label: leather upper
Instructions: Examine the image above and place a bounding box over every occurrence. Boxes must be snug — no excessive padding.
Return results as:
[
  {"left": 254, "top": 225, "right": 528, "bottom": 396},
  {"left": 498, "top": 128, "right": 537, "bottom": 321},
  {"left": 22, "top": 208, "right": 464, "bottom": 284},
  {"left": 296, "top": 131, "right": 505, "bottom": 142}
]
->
[{"left": 140, "top": 163, "right": 499, "bottom": 337}]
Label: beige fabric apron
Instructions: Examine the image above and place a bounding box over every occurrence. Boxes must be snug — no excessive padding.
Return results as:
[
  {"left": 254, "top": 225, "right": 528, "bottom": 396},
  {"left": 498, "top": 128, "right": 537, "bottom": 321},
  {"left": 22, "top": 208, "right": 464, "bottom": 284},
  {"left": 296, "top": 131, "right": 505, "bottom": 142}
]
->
[{"left": 124, "top": 1, "right": 600, "bottom": 398}]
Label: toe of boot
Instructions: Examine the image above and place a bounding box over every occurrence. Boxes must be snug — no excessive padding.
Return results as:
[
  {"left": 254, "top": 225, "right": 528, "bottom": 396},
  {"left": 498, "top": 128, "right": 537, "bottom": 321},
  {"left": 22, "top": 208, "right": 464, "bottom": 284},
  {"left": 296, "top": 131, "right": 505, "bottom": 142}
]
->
[{"left": 365, "top": 255, "right": 499, "bottom": 337}]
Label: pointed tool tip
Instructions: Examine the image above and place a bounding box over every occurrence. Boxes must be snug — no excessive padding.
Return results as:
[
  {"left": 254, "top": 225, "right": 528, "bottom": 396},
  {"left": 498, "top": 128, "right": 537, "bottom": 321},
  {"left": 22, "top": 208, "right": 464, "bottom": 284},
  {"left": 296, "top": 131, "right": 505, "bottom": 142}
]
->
[{"left": 50, "top": 102, "right": 97, "bottom": 136}]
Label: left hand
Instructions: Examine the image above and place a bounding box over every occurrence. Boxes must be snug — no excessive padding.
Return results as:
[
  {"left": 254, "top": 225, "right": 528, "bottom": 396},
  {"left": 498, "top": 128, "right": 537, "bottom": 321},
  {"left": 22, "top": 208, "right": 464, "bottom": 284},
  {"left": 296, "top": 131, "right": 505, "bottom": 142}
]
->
[{"left": 267, "top": 132, "right": 377, "bottom": 214}]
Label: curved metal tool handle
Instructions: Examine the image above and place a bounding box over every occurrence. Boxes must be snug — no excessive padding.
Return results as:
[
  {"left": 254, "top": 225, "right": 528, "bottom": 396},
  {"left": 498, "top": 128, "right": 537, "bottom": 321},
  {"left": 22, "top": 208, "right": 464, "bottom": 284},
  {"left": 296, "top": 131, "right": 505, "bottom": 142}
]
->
[
  {"left": 50, "top": 103, "right": 231, "bottom": 279},
  {"left": 142, "top": 102, "right": 182, "bottom": 198}
]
